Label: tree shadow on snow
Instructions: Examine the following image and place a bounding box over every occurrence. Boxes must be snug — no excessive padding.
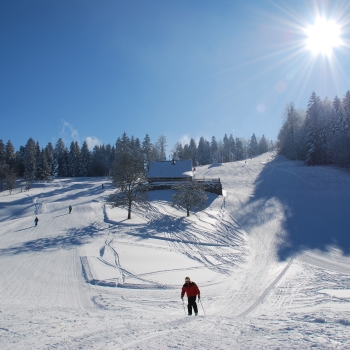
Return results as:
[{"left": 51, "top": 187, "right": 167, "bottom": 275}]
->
[
  {"left": 52, "top": 213, "right": 69, "bottom": 218},
  {"left": 135, "top": 216, "right": 189, "bottom": 236},
  {"left": 208, "top": 163, "right": 222, "bottom": 169},
  {"left": 128, "top": 215, "right": 218, "bottom": 247},
  {"left": 14, "top": 226, "right": 33, "bottom": 232},
  {"left": 147, "top": 189, "right": 218, "bottom": 208},
  {"left": 0, "top": 223, "right": 102, "bottom": 256},
  {"left": 239, "top": 156, "right": 350, "bottom": 261}
]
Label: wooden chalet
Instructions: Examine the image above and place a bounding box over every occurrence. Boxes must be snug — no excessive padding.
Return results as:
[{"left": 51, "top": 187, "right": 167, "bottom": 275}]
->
[
  {"left": 147, "top": 159, "right": 222, "bottom": 195},
  {"left": 147, "top": 159, "right": 193, "bottom": 182}
]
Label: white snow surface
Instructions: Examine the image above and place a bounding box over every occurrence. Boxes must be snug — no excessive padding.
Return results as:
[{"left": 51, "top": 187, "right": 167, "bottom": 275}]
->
[
  {"left": 1, "top": 153, "right": 350, "bottom": 349},
  {"left": 147, "top": 160, "right": 193, "bottom": 179}
]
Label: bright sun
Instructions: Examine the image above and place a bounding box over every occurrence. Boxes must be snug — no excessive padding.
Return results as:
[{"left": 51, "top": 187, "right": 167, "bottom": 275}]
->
[{"left": 305, "top": 18, "right": 341, "bottom": 55}]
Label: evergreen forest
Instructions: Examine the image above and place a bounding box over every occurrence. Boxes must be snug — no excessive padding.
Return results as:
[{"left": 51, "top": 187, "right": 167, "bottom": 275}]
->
[
  {"left": 0, "top": 132, "right": 273, "bottom": 189},
  {"left": 278, "top": 90, "right": 350, "bottom": 168}
]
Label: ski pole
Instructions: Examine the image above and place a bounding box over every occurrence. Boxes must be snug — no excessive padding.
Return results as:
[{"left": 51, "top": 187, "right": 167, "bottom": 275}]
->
[
  {"left": 182, "top": 298, "right": 186, "bottom": 315},
  {"left": 199, "top": 298, "right": 206, "bottom": 315}
]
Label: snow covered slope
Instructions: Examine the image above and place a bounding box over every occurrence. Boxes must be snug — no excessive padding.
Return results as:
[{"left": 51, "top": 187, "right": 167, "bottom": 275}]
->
[{"left": 1, "top": 153, "right": 350, "bottom": 349}]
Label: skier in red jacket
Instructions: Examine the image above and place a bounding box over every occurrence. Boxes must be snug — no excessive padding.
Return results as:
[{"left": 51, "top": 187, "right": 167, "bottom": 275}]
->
[{"left": 181, "top": 276, "right": 200, "bottom": 316}]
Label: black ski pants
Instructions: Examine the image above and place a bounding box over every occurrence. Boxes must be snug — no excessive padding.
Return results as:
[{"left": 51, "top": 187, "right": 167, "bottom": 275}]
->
[{"left": 187, "top": 296, "right": 198, "bottom": 315}]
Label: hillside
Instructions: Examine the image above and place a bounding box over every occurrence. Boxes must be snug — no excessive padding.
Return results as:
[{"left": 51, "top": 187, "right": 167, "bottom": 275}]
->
[{"left": 1, "top": 152, "right": 350, "bottom": 349}]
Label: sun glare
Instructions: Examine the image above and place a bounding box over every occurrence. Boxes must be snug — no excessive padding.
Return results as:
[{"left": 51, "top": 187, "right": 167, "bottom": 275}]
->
[{"left": 305, "top": 18, "right": 342, "bottom": 55}]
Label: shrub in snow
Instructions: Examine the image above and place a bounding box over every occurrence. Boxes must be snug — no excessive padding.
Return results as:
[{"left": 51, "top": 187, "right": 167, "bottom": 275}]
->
[{"left": 172, "top": 179, "right": 208, "bottom": 217}]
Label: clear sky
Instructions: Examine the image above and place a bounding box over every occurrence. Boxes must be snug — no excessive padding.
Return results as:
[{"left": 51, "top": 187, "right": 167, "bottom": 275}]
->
[{"left": 1, "top": 0, "right": 350, "bottom": 153}]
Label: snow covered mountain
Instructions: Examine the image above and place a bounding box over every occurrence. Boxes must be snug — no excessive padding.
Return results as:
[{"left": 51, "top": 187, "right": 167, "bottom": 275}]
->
[{"left": 1, "top": 152, "right": 350, "bottom": 349}]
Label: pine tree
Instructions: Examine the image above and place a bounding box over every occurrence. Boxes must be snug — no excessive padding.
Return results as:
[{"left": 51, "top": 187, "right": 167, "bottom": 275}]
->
[
  {"left": 305, "top": 92, "right": 322, "bottom": 165},
  {"left": 277, "top": 103, "right": 304, "bottom": 160},
  {"left": 5, "top": 140, "right": 16, "bottom": 169},
  {"left": 142, "top": 134, "right": 153, "bottom": 170},
  {"left": 0, "top": 164, "right": 8, "bottom": 191},
  {"left": 223, "top": 134, "right": 229, "bottom": 162},
  {"left": 55, "top": 138, "right": 67, "bottom": 177},
  {"left": 16, "top": 146, "right": 26, "bottom": 177},
  {"left": 105, "top": 144, "right": 115, "bottom": 175},
  {"left": 182, "top": 144, "right": 191, "bottom": 160},
  {"left": 24, "top": 138, "right": 37, "bottom": 187},
  {"left": 216, "top": 140, "right": 224, "bottom": 163},
  {"left": 258, "top": 135, "right": 269, "bottom": 154},
  {"left": 333, "top": 96, "right": 346, "bottom": 134},
  {"left": 90, "top": 145, "right": 103, "bottom": 176},
  {"left": 130, "top": 135, "right": 136, "bottom": 154},
  {"left": 342, "top": 90, "right": 350, "bottom": 130},
  {"left": 210, "top": 136, "right": 218, "bottom": 162},
  {"left": 171, "top": 142, "right": 183, "bottom": 160},
  {"left": 102, "top": 144, "right": 113, "bottom": 176},
  {"left": 197, "top": 137, "right": 211, "bottom": 165},
  {"left": 115, "top": 133, "right": 132, "bottom": 166},
  {"left": 35, "top": 142, "right": 42, "bottom": 179},
  {"left": 204, "top": 140, "right": 212, "bottom": 164},
  {"left": 115, "top": 137, "right": 122, "bottom": 157},
  {"left": 228, "top": 134, "right": 236, "bottom": 161},
  {"left": 248, "top": 133, "right": 258, "bottom": 157},
  {"left": 235, "top": 138, "right": 244, "bottom": 160},
  {"left": 6, "top": 167, "right": 16, "bottom": 194},
  {"left": 0, "top": 140, "right": 5, "bottom": 165},
  {"left": 38, "top": 148, "right": 51, "bottom": 181},
  {"left": 45, "top": 142, "right": 56, "bottom": 177},
  {"left": 62, "top": 148, "right": 70, "bottom": 177},
  {"left": 121, "top": 132, "right": 131, "bottom": 153},
  {"left": 80, "top": 141, "right": 91, "bottom": 177},
  {"left": 68, "top": 141, "right": 80, "bottom": 176},
  {"left": 197, "top": 137, "right": 206, "bottom": 165},
  {"left": 331, "top": 95, "right": 350, "bottom": 167},
  {"left": 189, "top": 138, "right": 197, "bottom": 166}
]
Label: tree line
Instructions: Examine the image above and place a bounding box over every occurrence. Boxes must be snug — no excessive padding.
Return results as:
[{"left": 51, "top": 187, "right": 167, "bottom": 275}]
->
[
  {"left": 277, "top": 90, "right": 350, "bottom": 168},
  {"left": 172, "top": 133, "right": 273, "bottom": 166},
  {"left": 0, "top": 131, "right": 273, "bottom": 192}
]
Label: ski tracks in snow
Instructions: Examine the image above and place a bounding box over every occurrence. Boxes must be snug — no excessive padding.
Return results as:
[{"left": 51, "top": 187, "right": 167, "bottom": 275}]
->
[{"left": 237, "top": 258, "right": 293, "bottom": 317}]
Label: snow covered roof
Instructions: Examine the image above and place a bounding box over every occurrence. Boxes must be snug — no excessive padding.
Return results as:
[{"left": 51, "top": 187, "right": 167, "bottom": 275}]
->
[{"left": 147, "top": 160, "right": 193, "bottom": 179}]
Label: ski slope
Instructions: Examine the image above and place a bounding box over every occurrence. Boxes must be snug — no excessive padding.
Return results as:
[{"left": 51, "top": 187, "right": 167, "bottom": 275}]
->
[{"left": 1, "top": 152, "right": 350, "bottom": 349}]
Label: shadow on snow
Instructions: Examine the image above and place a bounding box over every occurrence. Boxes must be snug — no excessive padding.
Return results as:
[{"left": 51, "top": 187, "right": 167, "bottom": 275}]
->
[
  {"left": 240, "top": 156, "right": 350, "bottom": 261},
  {"left": 0, "top": 223, "right": 102, "bottom": 256}
]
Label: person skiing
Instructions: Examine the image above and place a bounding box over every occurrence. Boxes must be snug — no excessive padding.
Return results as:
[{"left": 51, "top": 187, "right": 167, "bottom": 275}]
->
[
  {"left": 181, "top": 276, "right": 200, "bottom": 316},
  {"left": 69, "top": 205, "right": 72, "bottom": 214},
  {"left": 34, "top": 217, "right": 39, "bottom": 226}
]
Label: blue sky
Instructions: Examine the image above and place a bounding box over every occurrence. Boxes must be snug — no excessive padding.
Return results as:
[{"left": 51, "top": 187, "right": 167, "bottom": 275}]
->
[{"left": 1, "top": 0, "right": 350, "bottom": 154}]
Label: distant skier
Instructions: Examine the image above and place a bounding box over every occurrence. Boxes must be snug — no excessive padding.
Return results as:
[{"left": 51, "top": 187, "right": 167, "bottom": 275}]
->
[
  {"left": 69, "top": 205, "right": 72, "bottom": 214},
  {"left": 34, "top": 217, "right": 39, "bottom": 226},
  {"left": 181, "top": 276, "right": 200, "bottom": 316}
]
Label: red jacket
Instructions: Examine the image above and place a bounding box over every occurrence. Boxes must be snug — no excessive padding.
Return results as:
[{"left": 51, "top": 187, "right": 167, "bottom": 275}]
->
[{"left": 181, "top": 282, "right": 200, "bottom": 298}]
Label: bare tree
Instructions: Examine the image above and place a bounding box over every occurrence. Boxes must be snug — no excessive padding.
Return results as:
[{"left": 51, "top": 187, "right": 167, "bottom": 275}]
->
[
  {"left": 0, "top": 164, "right": 9, "bottom": 192},
  {"left": 109, "top": 151, "right": 148, "bottom": 219},
  {"left": 6, "top": 169, "right": 16, "bottom": 194},
  {"left": 0, "top": 164, "right": 16, "bottom": 194},
  {"left": 172, "top": 180, "right": 208, "bottom": 216},
  {"left": 155, "top": 134, "right": 167, "bottom": 161}
]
